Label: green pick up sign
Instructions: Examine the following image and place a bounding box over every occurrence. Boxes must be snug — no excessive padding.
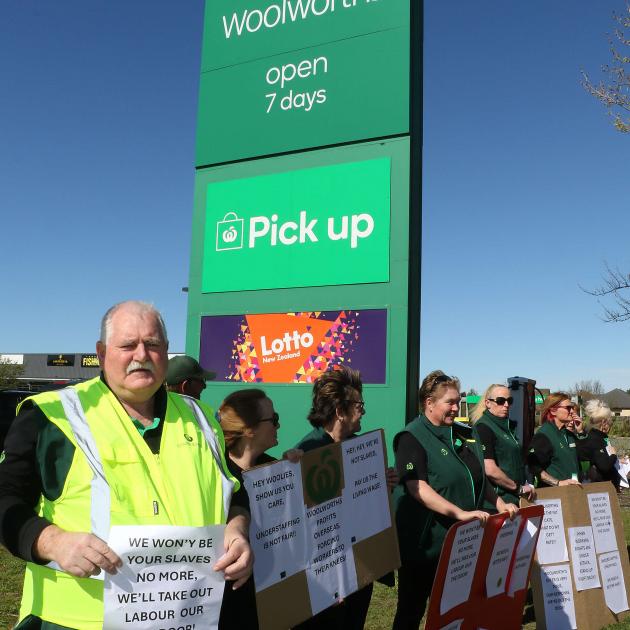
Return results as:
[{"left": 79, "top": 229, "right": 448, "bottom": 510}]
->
[
  {"left": 197, "top": 0, "right": 410, "bottom": 165},
  {"left": 202, "top": 157, "right": 391, "bottom": 293}
]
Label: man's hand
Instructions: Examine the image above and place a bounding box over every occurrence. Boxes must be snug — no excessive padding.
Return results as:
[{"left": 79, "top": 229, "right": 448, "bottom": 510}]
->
[
  {"left": 34, "top": 525, "right": 122, "bottom": 578},
  {"left": 214, "top": 508, "right": 253, "bottom": 589}
]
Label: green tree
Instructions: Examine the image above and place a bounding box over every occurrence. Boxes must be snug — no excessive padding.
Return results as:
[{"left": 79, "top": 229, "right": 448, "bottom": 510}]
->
[
  {"left": 582, "top": 5, "right": 630, "bottom": 132},
  {"left": 0, "top": 357, "right": 24, "bottom": 390}
]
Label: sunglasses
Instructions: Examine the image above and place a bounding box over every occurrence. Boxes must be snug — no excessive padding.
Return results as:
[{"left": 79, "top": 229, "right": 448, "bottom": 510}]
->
[
  {"left": 557, "top": 405, "right": 575, "bottom": 412},
  {"left": 488, "top": 397, "right": 513, "bottom": 406},
  {"left": 261, "top": 412, "right": 280, "bottom": 427}
]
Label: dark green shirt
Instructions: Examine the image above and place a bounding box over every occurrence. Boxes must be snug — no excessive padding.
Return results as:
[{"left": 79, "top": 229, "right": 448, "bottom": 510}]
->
[
  {"left": 527, "top": 421, "right": 580, "bottom": 485},
  {"left": 474, "top": 410, "right": 525, "bottom": 506}
]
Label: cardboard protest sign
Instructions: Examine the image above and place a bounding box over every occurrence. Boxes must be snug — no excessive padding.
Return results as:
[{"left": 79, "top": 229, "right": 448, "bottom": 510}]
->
[
  {"left": 527, "top": 482, "right": 630, "bottom": 630},
  {"left": 104, "top": 524, "right": 225, "bottom": 630},
  {"left": 424, "top": 505, "right": 544, "bottom": 630},
  {"left": 243, "top": 429, "right": 399, "bottom": 629}
]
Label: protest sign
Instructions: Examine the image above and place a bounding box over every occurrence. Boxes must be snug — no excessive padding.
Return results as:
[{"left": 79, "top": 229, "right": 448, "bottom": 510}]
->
[
  {"left": 528, "top": 482, "right": 630, "bottom": 630},
  {"left": 104, "top": 525, "right": 225, "bottom": 630},
  {"left": 425, "top": 505, "right": 544, "bottom": 630},
  {"left": 243, "top": 429, "right": 399, "bottom": 629}
]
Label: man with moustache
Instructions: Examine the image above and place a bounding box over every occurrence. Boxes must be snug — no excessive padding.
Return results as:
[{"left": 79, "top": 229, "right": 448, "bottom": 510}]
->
[{"left": 0, "top": 301, "right": 252, "bottom": 629}]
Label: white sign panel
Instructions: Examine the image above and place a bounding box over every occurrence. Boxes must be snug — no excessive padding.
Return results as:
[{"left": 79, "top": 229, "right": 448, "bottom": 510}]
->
[
  {"left": 305, "top": 495, "right": 358, "bottom": 614},
  {"left": 598, "top": 550, "right": 630, "bottom": 615},
  {"left": 243, "top": 429, "right": 392, "bottom": 619},
  {"left": 540, "top": 563, "right": 577, "bottom": 630},
  {"left": 243, "top": 459, "right": 308, "bottom": 591},
  {"left": 568, "top": 526, "right": 600, "bottom": 591},
  {"left": 486, "top": 516, "right": 521, "bottom": 598},
  {"left": 341, "top": 432, "right": 391, "bottom": 543},
  {"left": 440, "top": 519, "right": 483, "bottom": 615},
  {"left": 587, "top": 492, "right": 617, "bottom": 555},
  {"left": 508, "top": 517, "right": 541, "bottom": 597},
  {"left": 104, "top": 525, "right": 225, "bottom": 630},
  {"left": 536, "top": 498, "right": 569, "bottom": 565}
]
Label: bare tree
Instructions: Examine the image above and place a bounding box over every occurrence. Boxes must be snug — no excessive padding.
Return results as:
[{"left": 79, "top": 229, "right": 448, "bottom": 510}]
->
[
  {"left": 581, "top": 263, "right": 630, "bottom": 322},
  {"left": 582, "top": 5, "right": 630, "bottom": 133},
  {"left": 0, "top": 357, "right": 24, "bottom": 390},
  {"left": 569, "top": 379, "right": 605, "bottom": 397}
]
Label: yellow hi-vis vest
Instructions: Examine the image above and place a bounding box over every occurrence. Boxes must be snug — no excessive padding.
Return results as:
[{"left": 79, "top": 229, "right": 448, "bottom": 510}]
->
[{"left": 17, "top": 377, "right": 237, "bottom": 630}]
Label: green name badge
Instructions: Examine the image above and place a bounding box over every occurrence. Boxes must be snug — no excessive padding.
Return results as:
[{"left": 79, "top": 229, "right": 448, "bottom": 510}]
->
[{"left": 202, "top": 157, "right": 391, "bottom": 293}]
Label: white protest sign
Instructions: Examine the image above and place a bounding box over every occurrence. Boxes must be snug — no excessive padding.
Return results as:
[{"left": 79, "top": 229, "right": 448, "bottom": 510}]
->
[
  {"left": 305, "top": 495, "right": 358, "bottom": 615},
  {"left": 104, "top": 525, "right": 225, "bottom": 630},
  {"left": 587, "top": 492, "right": 617, "bottom": 555},
  {"left": 243, "top": 459, "right": 307, "bottom": 591},
  {"left": 598, "top": 550, "right": 630, "bottom": 615},
  {"left": 568, "top": 526, "right": 600, "bottom": 591},
  {"left": 440, "top": 519, "right": 483, "bottom": 615},
  {"left": 341, "top": 432, "right": 390, "bottom": 543},
  {"left": 508, "top": 516, "right": 541, "bottom": 597},
  {"left": 486, "top": 516, "right": 521, "bottom": 598},
  {"left": 536, "top": 498, "right": 569, "bottom": 565},
  {"left": 540, "top": 563, "right": 577, "bottom": 630}
]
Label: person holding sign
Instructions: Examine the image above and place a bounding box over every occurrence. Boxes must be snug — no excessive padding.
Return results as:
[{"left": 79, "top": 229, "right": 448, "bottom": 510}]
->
[
  {"left": 392, "top": 370, "right": 518, "bottom": 630},
  {"left": 217, "top": 388, "right": 280, "bottom": 629},
  {"left": 471, "top": 384, "right": 535, "bottom": 506},
  {"left": 0, "top": 301, "right": 253, "bottom": 629},
  {"left": 527, "top": 392, "right": 582, "bottom": 487},
  {"left": 578, "top": 399, "right": 622, "bottom": 488},
  {"left": 293, "top": 368, "right": 391, "bottom": 630}
]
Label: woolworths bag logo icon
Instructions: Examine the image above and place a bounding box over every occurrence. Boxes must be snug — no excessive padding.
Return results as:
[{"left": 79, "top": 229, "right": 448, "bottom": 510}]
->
[
  {"left": 216, "top": 212, "right": 244, "bottom": 251},
  {"left": 305, "top": 449, "right": 341, "bottom": 504}
]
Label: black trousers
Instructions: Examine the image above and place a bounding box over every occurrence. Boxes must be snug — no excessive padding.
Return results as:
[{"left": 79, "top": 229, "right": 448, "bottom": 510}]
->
[
  {"left": 392, "top": 559, "right": 438, "bottom": 630},
  {"left": 292, "top": 583, "right": 374, "bottom": 630}
]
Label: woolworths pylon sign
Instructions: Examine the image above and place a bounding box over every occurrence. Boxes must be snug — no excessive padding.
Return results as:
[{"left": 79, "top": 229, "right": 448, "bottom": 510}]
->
[
  {"left": 186, "top": 0, "right": 422, "bottom": 454},
  {"left": 196, "top": 0, "right": 410, "bottom": 166}
]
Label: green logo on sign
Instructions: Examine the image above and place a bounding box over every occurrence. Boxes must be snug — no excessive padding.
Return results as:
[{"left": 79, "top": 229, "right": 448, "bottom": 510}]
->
[{"left": 305, "top": 449, "right": 341, "bottom": 504}]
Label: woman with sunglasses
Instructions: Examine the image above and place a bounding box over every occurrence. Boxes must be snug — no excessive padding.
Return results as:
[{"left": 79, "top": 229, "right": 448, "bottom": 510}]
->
[
  {"left": 217, "top": 388, "right": 282, "bottom": 630},
  {"left": 392, "top": 371, "right": 518, "bottom": 630},
  {"left": 470, "top": 384, "right": 535, "bottom": 506},
  {"left": 292, "top": 367, "right": 388, "bottom": 630},
  {"left": 526, "top": 392, "right": 581, "bottom": 487}
]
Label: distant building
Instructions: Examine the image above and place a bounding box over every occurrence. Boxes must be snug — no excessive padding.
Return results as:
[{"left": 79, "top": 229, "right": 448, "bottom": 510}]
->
[{"left": 0, "top": 352, "right": 182, "bottom": 392}]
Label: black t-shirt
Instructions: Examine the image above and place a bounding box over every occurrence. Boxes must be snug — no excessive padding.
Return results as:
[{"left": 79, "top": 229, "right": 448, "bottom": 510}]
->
[
  {"left": 395, "top": 427, "right": 485, "bottom": 502},
  {"left": 475, "top": 423, "right": 497, "bottom": 461}
]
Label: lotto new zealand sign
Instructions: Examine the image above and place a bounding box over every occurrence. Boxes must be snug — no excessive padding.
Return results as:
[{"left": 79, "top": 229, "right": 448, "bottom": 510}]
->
[
  {"left": 202, "top": 157, "right": 391, "bottom": 293},
  {"left": 197, "top": 0, "right": 410, "bottom": 165}
]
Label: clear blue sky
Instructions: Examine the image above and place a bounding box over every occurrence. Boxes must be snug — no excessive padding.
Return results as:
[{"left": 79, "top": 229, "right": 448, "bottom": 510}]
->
[{"left": 1, "top": 1, "right": 629, "bottom": 393}]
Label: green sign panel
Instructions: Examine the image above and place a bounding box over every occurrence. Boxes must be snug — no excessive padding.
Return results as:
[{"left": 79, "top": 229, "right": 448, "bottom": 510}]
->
[
  {"left": 201, "top": 157, "right": 391, "bottom": 293},
  {"left": 201, "top": 0, "right": 409, "bottom": 70},
  {"left": 196, "top": 0, "right": 410, "bottom": 165}
]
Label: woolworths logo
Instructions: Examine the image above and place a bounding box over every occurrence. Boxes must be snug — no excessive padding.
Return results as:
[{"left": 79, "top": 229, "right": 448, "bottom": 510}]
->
[
  {"left": 221, "top": 0, "right": 379, "bottom": 40},
  {"left": 215, "top": 210, "right": 375, "bottom": 252}
]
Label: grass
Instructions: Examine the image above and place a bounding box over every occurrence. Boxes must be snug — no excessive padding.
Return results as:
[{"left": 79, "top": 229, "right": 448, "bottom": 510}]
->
[
  {"left": 0, "top": 546, "right": 24, "bottom": 629},
  {"left": 2, "top": 502, "right": 630, "bottom": 629}
]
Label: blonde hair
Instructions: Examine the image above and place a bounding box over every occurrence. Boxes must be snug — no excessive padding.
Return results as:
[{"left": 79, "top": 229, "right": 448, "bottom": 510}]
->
[
  {"left": 584, "top": 399, "right": 612, "bottom": 428},
  {"left": 470, "top": 384, "right": 506, "bottom": 423}
]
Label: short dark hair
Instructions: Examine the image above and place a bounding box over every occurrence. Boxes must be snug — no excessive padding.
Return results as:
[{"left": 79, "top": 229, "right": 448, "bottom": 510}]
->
[
  {"left": 307, "top": 368, "right": 363, "bottom": 428},
  {"left": 219, "top": 389, "right": 268, "bottom": 450}
]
